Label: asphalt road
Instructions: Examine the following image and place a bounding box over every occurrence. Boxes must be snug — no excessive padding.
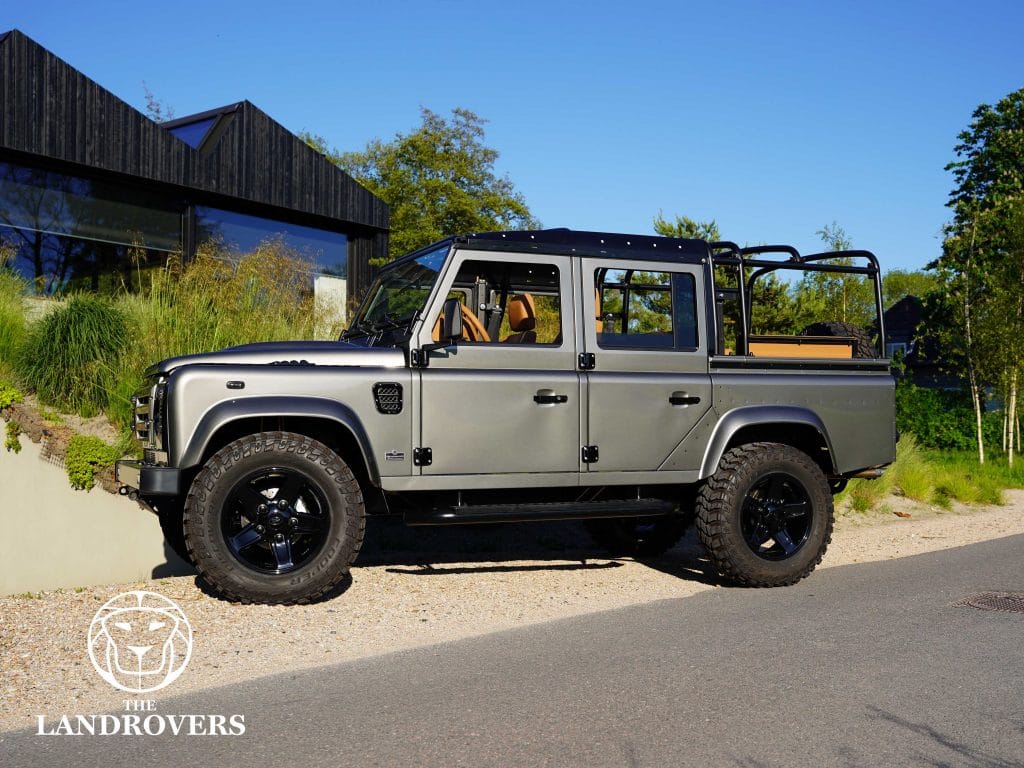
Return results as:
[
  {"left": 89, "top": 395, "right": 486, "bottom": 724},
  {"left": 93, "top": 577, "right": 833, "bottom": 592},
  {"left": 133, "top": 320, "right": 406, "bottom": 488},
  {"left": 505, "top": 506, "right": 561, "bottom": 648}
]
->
[{"left": 6, "top": 535, "right": 1024, "bottom": 768}]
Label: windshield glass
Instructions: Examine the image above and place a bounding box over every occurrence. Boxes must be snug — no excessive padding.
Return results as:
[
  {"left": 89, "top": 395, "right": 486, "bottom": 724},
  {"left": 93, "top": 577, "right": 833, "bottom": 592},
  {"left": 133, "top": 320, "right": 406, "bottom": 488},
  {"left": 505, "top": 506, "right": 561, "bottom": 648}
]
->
[{"left": 342, "top": 243, "right": 449, "bottom": 343}]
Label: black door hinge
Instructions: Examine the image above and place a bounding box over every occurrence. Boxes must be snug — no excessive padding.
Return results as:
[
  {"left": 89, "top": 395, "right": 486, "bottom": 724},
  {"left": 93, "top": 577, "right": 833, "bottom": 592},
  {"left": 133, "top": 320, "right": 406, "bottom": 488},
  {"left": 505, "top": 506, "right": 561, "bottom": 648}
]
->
[
  {"left": 581, "top": 445, "right": 599, "bottom": 464},
  {"left": 578, "top": 352, "right": 596, "bottom": 370},
  {"left": 410, "top": 349, "right": 429, "bottom": 368},
  {"left": 413, "top": 447, "right": 433, "bottom": 466}
]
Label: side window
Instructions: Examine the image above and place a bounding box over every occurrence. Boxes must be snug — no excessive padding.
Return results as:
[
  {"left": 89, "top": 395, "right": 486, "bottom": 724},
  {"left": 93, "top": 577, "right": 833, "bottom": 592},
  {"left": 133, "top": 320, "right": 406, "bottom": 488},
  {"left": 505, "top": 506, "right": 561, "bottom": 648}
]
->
[
  {"left": 596, "top": 268, "right": 698, "bottom": 350},
  {"left": 434, "top": 259, "right": 562, "bottom": 345}
]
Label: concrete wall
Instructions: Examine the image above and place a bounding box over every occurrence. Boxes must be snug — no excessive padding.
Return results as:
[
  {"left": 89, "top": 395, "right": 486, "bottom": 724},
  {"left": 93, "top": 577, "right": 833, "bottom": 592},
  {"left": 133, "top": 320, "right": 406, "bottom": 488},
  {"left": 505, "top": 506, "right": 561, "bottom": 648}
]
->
[{"left": 0, "top": 421, "right": 192, "bottom": 596}]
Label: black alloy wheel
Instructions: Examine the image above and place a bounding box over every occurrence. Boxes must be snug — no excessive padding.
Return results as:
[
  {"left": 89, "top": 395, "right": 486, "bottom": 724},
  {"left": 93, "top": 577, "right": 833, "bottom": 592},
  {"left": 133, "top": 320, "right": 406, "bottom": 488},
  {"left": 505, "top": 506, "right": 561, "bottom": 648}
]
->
[
  {"left": 222, "top": 467, "right": 331, "bottom": 574},
  {"left": 739, "top": 472, "right": 812, "bottom": 561}
]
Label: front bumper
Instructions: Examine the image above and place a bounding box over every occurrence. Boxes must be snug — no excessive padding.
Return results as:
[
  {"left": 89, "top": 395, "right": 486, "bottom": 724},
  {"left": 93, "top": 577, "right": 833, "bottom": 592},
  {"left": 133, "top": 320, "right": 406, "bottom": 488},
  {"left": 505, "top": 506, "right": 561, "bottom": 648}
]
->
[{"left": 115, "top": 460, "right": 184, "bottom": 496}]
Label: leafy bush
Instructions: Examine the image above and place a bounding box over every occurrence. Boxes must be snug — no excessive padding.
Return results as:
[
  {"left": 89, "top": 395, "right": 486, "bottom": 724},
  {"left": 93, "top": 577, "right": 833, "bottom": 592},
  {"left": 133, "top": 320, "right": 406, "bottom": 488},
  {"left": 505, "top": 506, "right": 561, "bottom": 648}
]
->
[
  {"left": 16, "top": 295, "right": 130, "bottom": 418},
  {"left": 65, "top": 435, "right": 120, "bottom": 490},
  {"left": 0, "top": 380, "right": 23, "bottom": 409},
  {"left": 895, "top": 382, "right": 1001, "bottom": 451},
  {"left": 5, "top": 420, "right": 21, "bottom": 453}
]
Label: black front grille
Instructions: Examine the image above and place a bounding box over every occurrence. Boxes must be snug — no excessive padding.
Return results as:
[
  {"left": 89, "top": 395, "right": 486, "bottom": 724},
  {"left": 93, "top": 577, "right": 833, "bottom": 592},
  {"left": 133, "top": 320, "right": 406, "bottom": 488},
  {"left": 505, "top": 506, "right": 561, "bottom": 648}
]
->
[
  {"left": 133, "top": 389, "right": 152, "bottom": 443},
  {"left": 373, "top": 382, "right": 403, "bottom": 415}
]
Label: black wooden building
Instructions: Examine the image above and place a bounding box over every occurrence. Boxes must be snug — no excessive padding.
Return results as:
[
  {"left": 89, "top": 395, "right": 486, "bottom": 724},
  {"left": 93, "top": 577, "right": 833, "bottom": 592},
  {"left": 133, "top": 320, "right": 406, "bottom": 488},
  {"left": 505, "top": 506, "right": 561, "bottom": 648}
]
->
[{"left": 0, "top": 29, "right": 387, "bottom": 306}]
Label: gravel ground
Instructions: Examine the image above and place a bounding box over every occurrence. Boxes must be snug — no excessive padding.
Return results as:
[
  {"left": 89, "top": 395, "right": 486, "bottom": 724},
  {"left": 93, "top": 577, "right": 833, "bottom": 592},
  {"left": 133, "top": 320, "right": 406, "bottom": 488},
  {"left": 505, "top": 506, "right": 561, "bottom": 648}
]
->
[{"left": 3, "top": 492, "right": 1024, "bottom": 732}]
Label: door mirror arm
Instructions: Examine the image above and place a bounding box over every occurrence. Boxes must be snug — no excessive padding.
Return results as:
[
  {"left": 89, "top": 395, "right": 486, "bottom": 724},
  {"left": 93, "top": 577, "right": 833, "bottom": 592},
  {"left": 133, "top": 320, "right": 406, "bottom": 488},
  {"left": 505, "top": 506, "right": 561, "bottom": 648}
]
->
[{"left": 415, "top": 297, "right": 464, "bottom": 364}]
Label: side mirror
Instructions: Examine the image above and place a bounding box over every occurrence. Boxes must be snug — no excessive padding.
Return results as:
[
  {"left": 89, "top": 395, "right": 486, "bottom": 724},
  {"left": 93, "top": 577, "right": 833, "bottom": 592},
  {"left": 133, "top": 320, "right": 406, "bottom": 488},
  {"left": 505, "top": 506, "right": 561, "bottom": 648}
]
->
[{"left": 442, "top": 297, "right": 463, "bottom": 342}]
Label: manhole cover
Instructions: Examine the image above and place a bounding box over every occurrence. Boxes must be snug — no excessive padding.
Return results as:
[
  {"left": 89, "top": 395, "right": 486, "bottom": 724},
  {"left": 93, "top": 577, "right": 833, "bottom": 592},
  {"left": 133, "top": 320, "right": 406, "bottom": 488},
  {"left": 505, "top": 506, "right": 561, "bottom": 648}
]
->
[{"left": 953, "top": 592, "right": 1024, "bottom": 613}]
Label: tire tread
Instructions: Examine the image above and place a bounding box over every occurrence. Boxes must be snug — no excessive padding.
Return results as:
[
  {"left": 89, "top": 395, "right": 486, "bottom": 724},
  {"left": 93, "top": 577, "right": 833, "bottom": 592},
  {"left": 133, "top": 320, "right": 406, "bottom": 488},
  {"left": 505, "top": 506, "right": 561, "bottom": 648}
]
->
[
  {"left": 183, "top": 431, "right": 365, "bottom": 605},
  {"left": 696, "top": 442, "right": 833, "bottom": 587}
]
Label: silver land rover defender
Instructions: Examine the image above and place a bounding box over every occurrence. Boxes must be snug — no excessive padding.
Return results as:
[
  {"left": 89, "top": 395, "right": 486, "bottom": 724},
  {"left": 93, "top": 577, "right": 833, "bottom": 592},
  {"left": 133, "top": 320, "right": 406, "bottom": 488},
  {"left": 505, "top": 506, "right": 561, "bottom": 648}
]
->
[{"left": 116, "top": 229, "right": 896, "bottom": 604}]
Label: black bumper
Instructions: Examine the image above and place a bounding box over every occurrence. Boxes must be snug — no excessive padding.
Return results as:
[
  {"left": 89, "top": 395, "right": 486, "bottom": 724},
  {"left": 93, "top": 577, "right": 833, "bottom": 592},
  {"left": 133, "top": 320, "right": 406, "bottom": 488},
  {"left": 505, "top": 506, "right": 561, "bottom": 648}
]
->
[{"left": 115, "top": 460, "right": 183, "bottom": 496}]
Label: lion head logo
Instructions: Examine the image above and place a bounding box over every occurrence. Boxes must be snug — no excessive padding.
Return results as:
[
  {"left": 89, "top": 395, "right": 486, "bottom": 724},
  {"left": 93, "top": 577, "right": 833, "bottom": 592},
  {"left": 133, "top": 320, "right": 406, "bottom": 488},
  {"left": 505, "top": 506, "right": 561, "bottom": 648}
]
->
[{"left": 87, "top": 591, "right": 193, "bottom": 694}]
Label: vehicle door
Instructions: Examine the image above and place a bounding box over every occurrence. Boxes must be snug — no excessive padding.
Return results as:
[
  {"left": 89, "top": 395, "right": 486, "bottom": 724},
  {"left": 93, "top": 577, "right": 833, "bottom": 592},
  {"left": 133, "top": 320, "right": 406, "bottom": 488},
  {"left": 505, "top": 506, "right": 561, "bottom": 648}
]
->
[
  {"left": 416, "top": 250, "right": 580, "bottom": 476},
  {"left": 580, "top": 258, "right": 712, "bottom": 472}
]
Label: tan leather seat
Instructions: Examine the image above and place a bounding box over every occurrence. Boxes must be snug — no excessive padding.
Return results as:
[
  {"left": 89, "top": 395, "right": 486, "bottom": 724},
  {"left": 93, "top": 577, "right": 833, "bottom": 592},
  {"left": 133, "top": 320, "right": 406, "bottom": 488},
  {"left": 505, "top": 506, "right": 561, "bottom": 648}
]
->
[
  {"left": 431, "top": 303, "right": 491, "bottom": 343},
  {"left": 502, "top": 293, "right": 537, "bottom": 343}
]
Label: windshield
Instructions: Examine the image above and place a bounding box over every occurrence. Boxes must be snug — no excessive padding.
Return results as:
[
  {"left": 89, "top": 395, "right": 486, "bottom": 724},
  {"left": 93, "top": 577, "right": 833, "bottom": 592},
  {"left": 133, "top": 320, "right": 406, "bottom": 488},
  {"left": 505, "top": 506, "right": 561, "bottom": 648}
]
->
[{"left": 342, "top": 243, "right": 449, "bottom": 344}]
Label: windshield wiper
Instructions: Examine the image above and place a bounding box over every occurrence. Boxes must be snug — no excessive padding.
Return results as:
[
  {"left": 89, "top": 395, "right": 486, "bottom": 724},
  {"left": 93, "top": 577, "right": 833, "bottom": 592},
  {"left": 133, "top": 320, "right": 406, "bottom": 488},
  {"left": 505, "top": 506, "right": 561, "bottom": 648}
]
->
[{"left": 340, "top": 319, "right": 374, "bottom": 340}]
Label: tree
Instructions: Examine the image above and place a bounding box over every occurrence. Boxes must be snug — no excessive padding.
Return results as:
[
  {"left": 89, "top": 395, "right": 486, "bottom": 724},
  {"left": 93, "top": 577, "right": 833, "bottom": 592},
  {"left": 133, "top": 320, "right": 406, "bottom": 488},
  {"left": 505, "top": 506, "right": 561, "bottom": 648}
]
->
[
  {"left": 931, "top": 87, "right": 1024, "bottom": 463},
  {"left": 651, "top": 212, "right": 799, "bottom": 338},
  {"left": 882, "top": 269, "right": 939, "bottom": 308},
  {"left": 305, "top": 108, "right": 537, "bottom": 262},
  {"left": 142, "top": 83, "right": 174, "bottom": 122},
  {"left": 793, "top": 222, "right": 875, "bottom": 328},
  {"left": 653, "top": 212, "right": 721, "bottom": 241}
]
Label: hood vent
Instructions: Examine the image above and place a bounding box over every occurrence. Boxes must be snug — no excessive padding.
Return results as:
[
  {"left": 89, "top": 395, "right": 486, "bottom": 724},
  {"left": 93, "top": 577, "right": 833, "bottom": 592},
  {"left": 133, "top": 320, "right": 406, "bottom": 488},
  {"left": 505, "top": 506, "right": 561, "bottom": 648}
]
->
[{"left": 373, "top": 382, "right": 403, "bottom": 415}]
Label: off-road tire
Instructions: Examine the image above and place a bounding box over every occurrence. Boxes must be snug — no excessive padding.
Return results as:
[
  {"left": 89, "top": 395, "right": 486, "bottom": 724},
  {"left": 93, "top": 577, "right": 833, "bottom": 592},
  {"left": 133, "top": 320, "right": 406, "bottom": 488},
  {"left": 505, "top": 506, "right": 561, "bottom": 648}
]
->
[
  {"left": 183, "top": 431, "right": 365, "bottom": 604},
  {"left": 585, "top": 514, "right": 691, "bottom": 557},
  {"left": 800, "top": 321, "right": 877, "bottom": 359},
  {"left": 153, "top": 499, "right": 193, "bottom": 565},
  {"left": 696, "top": 442, "right": 833, "bottom": 587}
]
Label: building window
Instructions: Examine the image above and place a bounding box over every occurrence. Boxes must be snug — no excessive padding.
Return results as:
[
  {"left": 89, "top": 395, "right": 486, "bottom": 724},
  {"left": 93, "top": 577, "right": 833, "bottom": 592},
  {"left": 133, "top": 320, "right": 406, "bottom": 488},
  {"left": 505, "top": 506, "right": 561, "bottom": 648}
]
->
[
  {"left": 0, "top": 162, "right": 181, "bottom": 294},
  {"left": 166, "top": 117, "right": 218, "bottom": 149},
  {"left": 194, "top": 206, "right": 347, "bottom": 277},
  {"left": 886, "top": 342, "right": 907, "bottom": 359}
]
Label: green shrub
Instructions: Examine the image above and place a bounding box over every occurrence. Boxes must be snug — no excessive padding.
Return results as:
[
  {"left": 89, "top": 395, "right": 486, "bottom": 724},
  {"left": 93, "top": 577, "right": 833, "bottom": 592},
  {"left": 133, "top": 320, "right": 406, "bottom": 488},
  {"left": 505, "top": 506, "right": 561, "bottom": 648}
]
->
[
  {"left": 16, "top": 295, "right": 130, "bottom": 417},
  {"left": 65, "top": 435, "right": 120, "bottom": 490},
  {"left": 0, "top": 380, "right": 23, "bottom": 409},
  {"left": 4, "top": 420, "right": 21, "bottom": 453},
  {"left": 895, "top": 382, "right": 1002, "bottom": 451}
]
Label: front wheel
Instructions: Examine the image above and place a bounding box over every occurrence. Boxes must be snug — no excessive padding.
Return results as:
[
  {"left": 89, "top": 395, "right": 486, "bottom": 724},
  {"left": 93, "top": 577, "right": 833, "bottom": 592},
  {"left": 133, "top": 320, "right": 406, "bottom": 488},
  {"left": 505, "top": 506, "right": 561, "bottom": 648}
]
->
[
  {"left": 183, "top": 432, "right": 365, "bottom": 604},
  {"left": 696, "top": 442, "right": 833, "bottom": 587}
]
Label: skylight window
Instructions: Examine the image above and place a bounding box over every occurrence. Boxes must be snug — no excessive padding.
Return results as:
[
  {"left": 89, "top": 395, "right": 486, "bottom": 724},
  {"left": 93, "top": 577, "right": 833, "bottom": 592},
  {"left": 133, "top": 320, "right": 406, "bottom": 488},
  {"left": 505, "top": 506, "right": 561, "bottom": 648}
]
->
[{"left": 167, "top": 117, "right": 217, "bottom": 148}]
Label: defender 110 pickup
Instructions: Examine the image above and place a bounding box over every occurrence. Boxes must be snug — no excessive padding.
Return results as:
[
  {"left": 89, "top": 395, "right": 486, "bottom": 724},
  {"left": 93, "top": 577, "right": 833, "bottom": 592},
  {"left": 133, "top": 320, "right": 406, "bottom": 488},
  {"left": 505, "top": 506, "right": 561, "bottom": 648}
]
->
[{"left": 116, "top": 229, "right": 896, "bottom": 604}]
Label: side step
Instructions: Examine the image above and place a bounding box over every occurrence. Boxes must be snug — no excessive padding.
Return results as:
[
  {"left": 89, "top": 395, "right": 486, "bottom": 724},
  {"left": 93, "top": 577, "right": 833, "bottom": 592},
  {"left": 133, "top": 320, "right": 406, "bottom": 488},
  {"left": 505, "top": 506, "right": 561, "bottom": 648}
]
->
[{"left": 404, "top": 498, "right": 675, "bottom": 526}]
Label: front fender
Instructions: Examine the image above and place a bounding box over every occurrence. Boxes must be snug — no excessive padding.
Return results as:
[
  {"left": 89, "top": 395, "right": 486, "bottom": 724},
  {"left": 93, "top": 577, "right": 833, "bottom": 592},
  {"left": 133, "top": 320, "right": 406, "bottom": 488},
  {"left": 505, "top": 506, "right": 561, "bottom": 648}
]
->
[
  {"left": 699, "top": 405, "right": 835, "bottom": 479},
  {"left": 176, "top": 396, "right": 380, "bottom": 486}
]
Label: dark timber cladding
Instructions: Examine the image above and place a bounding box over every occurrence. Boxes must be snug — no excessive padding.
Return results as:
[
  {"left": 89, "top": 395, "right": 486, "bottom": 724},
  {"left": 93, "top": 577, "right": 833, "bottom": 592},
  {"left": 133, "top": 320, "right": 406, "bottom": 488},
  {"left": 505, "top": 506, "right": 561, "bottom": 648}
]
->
[{"left": 0, "top": 28, "right": 388, "bottom": 295}]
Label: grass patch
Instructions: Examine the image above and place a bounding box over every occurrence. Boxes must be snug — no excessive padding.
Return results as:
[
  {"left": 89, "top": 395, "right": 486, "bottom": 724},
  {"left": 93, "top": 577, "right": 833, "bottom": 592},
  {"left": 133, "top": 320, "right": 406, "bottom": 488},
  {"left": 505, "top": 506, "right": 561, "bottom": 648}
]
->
[
  {"left": 16, "top": 294, "right": 130, "bottom": 418},
  {"left": 0, "top": 267, "right": 28, "bottom": 371},
  {"left": 840, "top": 433, "right": 1024, "bottom": 513}
]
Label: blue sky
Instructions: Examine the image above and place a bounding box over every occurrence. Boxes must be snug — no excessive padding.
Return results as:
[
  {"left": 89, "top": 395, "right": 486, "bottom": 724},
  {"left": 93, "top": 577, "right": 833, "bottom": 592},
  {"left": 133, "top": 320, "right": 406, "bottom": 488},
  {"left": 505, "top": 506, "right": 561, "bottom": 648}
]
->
[{"left": 6, "top": 0, "right": 1023, "bottom": 272}]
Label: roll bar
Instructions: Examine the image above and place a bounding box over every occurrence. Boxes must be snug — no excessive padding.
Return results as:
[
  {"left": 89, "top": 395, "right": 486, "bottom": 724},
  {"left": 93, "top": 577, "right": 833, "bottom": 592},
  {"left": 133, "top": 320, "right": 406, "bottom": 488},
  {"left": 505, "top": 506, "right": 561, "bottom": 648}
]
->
[{"left": 708, "top": 243, "right": 885, "bottom": 358}]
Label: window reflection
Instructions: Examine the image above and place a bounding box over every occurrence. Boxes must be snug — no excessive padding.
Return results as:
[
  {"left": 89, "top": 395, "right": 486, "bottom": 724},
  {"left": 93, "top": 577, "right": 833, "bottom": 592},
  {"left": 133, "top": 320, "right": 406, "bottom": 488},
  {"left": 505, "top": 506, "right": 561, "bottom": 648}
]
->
[
  {"left": 0, "top": 162, "right": 181, "bottom": 294},
  {"left": 194, "top": 206, "right": 347, "bottom": 278},
  {"left": 166, "top": 117, "right": 217, "bottom": 149}
]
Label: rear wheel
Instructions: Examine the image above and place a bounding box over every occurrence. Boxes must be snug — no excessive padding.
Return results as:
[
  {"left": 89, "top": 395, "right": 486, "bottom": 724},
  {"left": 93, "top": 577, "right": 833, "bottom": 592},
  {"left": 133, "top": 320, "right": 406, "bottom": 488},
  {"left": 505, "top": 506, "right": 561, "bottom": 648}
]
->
[
  {"left": 696, "top": 442, "right": 833, "bottom": 587},
  {"left": 183, "top": 432, "right": 365, "bottom": 604},
  {"left": 586, "top": 513, "right": 691, "bottom": 557}
]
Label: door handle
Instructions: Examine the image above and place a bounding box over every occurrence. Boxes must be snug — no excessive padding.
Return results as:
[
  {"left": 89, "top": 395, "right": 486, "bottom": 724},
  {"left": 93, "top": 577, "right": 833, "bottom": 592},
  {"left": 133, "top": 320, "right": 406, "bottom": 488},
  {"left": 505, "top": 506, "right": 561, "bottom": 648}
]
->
[
  {"left": 669, "top": 393, "right": 701, "bottom": 406},
  {"left": 534, "top": 391, "right": 569, "bottom": 405}
]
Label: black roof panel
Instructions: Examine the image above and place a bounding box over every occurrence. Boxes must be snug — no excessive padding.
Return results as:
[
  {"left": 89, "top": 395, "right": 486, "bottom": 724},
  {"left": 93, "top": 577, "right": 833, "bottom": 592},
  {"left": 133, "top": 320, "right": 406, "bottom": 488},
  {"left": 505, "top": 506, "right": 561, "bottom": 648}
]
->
[{"left": 463, "top": 228, "right": 708, "bottom": 262}]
